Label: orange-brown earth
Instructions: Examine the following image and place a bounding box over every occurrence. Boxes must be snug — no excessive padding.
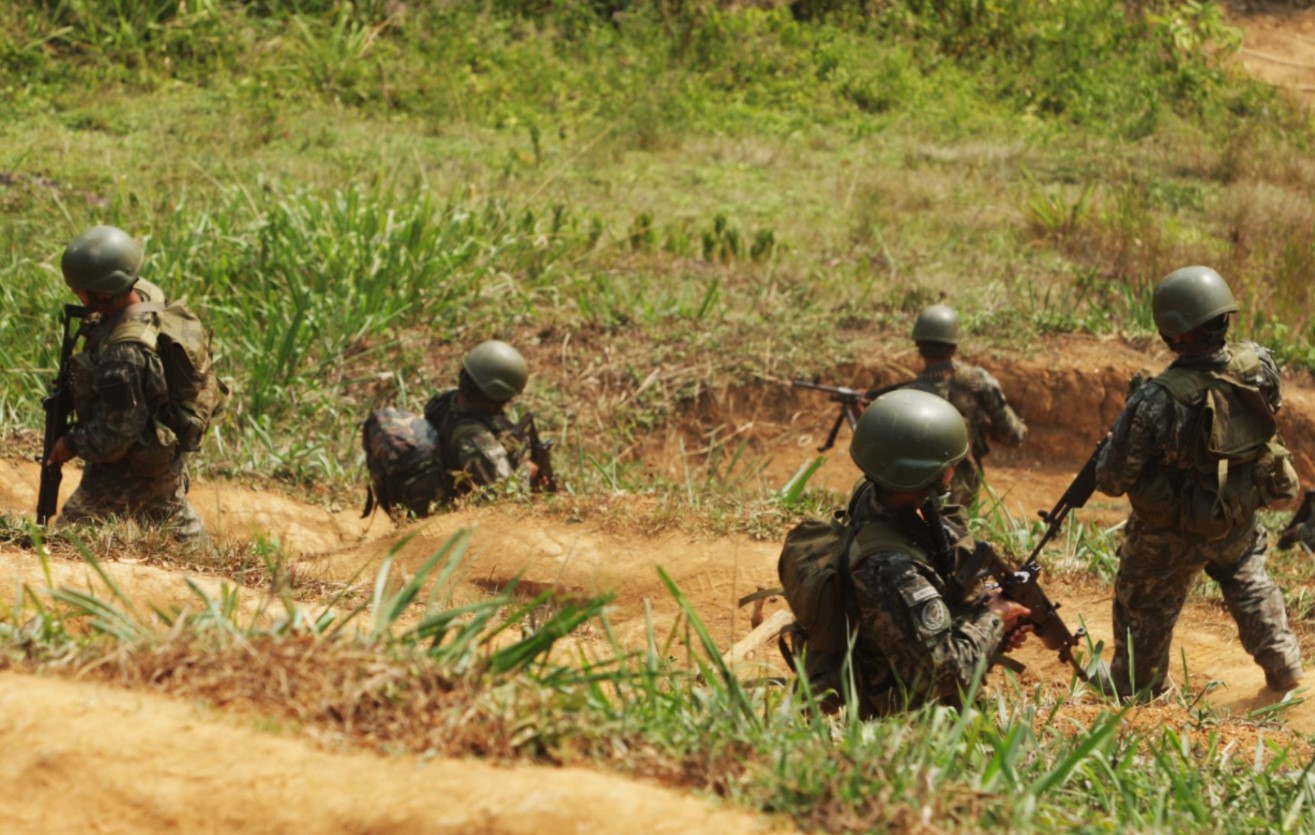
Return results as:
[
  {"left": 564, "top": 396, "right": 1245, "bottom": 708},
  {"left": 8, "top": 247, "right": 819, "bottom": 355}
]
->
[{"left": 2, "top": 330, "right": 1315, "bottom": 832}]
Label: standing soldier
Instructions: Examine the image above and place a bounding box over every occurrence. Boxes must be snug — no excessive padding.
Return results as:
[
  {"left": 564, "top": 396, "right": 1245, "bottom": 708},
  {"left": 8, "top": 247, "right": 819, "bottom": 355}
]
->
[
  {"left": 904, "top": 304, "right": 1027, "bottom": 507},
  {"left": 1095, "top": 266, "right": 1303, "bottom": 697},
  {"left": 45, "top": 226, "right": 212, "bottom": 546},
  {"left": 791, "top": 389, "right": 1034, "bottom": 715}
]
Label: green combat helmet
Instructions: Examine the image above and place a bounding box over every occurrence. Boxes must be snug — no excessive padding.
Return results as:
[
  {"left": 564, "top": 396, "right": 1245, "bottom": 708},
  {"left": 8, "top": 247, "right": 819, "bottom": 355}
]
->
[
  {"left": 1152, "top": 266, "right": 1238, "bottom": 338},
  {"left": 850, "top": 388, "right": 968, "bottom": 491},
  {"left": 462, "top": 340, "right": 529, "bottom": 402},
  {"left": 911, "top": 304, "right": 960, "bottom": 345},
  {"left": 61, "top": 225, "right": 144, "bottom": 297}
]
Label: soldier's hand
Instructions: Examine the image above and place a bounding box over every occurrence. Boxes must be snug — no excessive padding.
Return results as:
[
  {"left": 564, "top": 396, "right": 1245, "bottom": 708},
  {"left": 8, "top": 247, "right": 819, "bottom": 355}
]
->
[
  {"left": 985, "top": 590, "right": 1033, "bottom": 636},
  {"left": 46, "top": 436, "right": 74, "bottom": 468},
  {"left": 1003, "top": 623, "right": 1034, "bottom": 652}
]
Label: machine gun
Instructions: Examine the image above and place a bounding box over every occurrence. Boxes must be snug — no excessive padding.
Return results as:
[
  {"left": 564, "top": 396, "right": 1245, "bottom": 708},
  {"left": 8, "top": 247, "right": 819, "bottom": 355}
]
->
[
  {"left": 509, "top": 411, "right": 558, "bottom": 494},
  {"left": 791, "top": 379, "right": 906, "bottom": 452},
  {"left": 1278, "top": 488, "right": 1315, "bottom": 550},
  {"left": 37, "top": 304, "right": 90, "bottom": 525}
]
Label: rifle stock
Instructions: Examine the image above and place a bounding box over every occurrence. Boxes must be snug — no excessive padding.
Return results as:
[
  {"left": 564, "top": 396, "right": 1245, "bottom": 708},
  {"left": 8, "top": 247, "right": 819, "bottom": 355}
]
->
[{"left": 37, "top": 304, "right": 89, "bottom": 526}]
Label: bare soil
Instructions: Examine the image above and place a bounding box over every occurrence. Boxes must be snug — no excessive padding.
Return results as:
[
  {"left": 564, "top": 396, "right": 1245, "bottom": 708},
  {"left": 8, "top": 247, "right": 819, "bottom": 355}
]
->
[{"left": 1233, "top": 3, "right": 1315, "bottom": 100}]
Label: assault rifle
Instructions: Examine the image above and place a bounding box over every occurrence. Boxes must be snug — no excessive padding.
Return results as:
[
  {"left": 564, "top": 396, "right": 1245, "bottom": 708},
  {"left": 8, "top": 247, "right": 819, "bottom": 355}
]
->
[
  {"left": 969, "top": 541, "right": 1111, "bottom": 691},
  {"left": 1024, "top": 435, "right": 1109, "bottom": 565},
  {"left": 37, "top": 304, "right": 90, "bottom": 525},
  {"left": 510, "top": 411, "right": 558, "bottom": 494},
  {"left": 1278, "top": 488, "right": 1315, "bottom": 550},
  {"left": 792, "top": 379, "right": 906, "bottom": 452}
]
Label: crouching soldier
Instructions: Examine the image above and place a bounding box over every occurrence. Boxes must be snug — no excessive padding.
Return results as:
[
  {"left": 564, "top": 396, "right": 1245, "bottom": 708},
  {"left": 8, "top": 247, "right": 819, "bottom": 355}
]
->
[
  {"left": 362, "top": 340, "right": 546, "bottom": 519},
  {"left": 45, "top": 226, "right": 218, "bottom": 547},
  {"left": 778, "top": 389, "right": 1033, "bottom": 716}
]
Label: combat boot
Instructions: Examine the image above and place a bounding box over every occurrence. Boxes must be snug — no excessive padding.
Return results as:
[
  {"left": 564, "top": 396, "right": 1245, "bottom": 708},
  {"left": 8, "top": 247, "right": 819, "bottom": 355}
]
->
[{"left": 1265, "top": 665, "right": 1304, "bottom": 693}]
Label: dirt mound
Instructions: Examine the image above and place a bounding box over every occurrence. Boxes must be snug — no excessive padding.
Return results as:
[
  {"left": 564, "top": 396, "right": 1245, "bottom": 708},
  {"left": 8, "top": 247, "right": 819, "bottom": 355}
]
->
[{"left": 0, "top": 672, "right": 776, "bottom": 835}]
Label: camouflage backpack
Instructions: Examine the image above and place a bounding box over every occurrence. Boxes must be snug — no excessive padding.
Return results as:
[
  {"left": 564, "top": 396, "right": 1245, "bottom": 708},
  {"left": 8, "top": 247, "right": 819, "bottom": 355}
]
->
[
  {"left": 105, "top": 301, "right": 228, "bottom": 452},
  {"left": 360, "top": 408, "right": 447, "bottom": 518},
  {"left": 1138, "top": 344, "right": 1299, "bottom": 537}
]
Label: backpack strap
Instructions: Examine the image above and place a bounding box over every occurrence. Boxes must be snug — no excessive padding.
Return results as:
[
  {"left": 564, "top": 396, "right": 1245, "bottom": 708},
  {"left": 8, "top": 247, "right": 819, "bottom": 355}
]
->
[{"left": 103, "top": 302, "right": 165, "bottom": 352}]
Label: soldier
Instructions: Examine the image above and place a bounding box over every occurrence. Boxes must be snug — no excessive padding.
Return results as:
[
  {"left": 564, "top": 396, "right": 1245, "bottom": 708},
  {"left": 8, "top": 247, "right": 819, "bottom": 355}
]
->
[
  {"left": 1095, "top": 266, "right": 1303, "bottom": 698},
  {"left": 904, "top": 304, "right": 1027, "bottom": 507},
  {"left": 45, "top": 225, "right": 209, "bottom": 546},
  {"left": 840, "top": 389, "right": 1033, "bottom": 714},
  {"left": 423, "top": 339, "right": 539, "bottom": 499}
]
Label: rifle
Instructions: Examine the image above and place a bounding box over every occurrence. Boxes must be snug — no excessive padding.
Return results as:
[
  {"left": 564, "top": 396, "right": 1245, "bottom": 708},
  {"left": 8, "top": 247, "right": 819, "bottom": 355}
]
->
[
  {"left": 509, "top": 411, "right": 558, "bottom": 494},
  {"left": 1023, "top": 435, "right": 1109, "bottom": 565},
  {"left": 1278, "top": 488, "right": 1315, "bottom": 550},
  {"left": 792, "top": 379, "right": 907, "bottom": 452},
  {"left": 970, "top": 541, "right": 1112, "bottom": 690},
  {"left": 37, "top": 304, "right": 90, "bottom": 525}
]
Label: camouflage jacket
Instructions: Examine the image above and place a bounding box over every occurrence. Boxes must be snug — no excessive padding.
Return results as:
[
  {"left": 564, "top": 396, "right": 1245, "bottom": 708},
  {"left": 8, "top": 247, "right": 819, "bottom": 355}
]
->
[
  {"left": 423, "top": 389, "right": 521, "bottom": 495},
  {"left": 1095, "top": 341, "right": 1284, "bottom": 538},
  {"left": 847, "top": 490, "right": 1006, "bottom": 709},
  {"left": 65, "top": 280, "right": 173, "bottom": 465},
  {"left": 905, "top": 360, "right": 1026, "bottom": 464}
]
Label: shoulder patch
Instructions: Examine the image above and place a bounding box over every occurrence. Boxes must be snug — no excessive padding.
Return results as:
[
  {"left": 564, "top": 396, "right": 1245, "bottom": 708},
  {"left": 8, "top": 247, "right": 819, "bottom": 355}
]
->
[{"left": 918, "top": 599, "right": 951, "bottom": 634}]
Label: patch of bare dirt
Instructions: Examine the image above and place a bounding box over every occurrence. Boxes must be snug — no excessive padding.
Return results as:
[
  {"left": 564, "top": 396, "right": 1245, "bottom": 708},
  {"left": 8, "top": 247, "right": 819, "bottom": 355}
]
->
[
  {"left": 1233, "top": 3, "right": 1315, "bottom": 99},
  {"left": 0, "top": 673, "right": 775, "bottom": 835}
]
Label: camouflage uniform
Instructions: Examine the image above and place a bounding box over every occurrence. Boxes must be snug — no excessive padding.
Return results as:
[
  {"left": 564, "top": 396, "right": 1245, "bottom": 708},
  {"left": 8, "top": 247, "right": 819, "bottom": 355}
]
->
[
  {"left": 846, "top": 487, "right": 1007, "bottom": 715},
  {"left": 1095, "top": 342, "right": 1301, "bottom": 696},
  {"left": 423, "top": 390, "right": 524, "bottom": 498},
  {"left": 906, "top": 360, "right": 1027, "bottom": 506},
  {"left": 59, "top": 279, "right": 207, "bottom": 544}
]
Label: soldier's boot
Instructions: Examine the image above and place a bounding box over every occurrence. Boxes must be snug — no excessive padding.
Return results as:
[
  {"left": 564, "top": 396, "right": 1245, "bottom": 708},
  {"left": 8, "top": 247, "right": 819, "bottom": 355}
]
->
[{"left": 1265, "top": 664, "right": 1304, "bottom": 693}]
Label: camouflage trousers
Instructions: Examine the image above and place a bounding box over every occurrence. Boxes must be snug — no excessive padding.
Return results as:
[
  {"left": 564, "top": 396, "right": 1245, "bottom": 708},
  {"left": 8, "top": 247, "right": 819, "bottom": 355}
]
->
[
  {"left": 1111, "top": 515, "right": 1301, "bottom": 697},
  {"left": 58, "top": 455, "right": 208, "bottom": 548}
]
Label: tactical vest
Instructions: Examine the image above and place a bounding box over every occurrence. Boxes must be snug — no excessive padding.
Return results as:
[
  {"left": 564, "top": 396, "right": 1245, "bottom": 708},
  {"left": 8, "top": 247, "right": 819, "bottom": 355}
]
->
[
  {"left": 1132, "top": 344, "right": 1298, "bottom": 537},
  {"left": 423, "top": 390, "right": 516, "bottom": 497},
  {"left": 105, "top": 301, "right": 228, "bottom": 453}
]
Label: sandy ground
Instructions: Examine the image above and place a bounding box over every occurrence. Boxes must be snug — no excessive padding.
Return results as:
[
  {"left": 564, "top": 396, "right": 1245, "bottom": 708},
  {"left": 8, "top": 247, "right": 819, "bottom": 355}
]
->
[{"left": 0, "top": 673, "right": 776, "bottom": 835}]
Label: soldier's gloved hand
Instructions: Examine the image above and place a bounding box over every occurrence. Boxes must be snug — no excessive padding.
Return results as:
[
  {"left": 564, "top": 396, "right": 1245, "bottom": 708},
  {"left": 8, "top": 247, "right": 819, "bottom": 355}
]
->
[{"left": 46, "top": 436, "right": 74, "bottom": 468}]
